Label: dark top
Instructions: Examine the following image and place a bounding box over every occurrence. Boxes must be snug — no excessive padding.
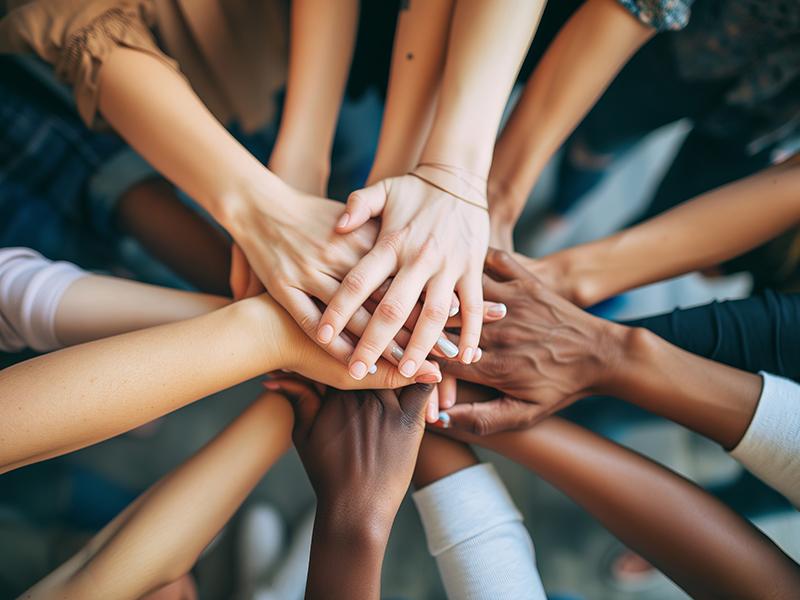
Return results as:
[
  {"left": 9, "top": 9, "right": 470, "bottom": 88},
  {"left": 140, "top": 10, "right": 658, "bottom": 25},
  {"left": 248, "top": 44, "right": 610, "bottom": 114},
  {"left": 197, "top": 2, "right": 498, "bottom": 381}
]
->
[{"left": 626, "top": 290, "right": 800, "bottom": 382}]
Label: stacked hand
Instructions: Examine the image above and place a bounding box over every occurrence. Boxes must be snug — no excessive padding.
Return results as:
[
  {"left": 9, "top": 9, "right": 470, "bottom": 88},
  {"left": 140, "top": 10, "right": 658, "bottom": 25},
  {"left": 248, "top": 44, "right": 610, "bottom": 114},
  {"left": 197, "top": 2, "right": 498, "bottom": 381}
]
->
[
  {"left": 440, "top": 250, "right": 630, "bottom": 434},
  {"left": 319, "top": 171, "right": 490, "bottom": 381}
]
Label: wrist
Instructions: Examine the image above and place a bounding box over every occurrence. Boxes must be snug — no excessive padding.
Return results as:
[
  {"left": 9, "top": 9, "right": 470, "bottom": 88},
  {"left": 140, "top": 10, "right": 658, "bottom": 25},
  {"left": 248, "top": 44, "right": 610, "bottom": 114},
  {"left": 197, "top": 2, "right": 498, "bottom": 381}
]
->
[
  {"left": 314, "top": 505, "right": 392, "bottom": 552},
  {"left": 210, "top": 171, "right": 285, "bottom": 237},
  {"left": 269, "top": 138, "right": 331, "bottom": 196},
  {"left": 229, "top": 295, "right": 285, "bottom": 372},
  {"left": 598, "top": 323, "right": 656, "bottom": 398}
]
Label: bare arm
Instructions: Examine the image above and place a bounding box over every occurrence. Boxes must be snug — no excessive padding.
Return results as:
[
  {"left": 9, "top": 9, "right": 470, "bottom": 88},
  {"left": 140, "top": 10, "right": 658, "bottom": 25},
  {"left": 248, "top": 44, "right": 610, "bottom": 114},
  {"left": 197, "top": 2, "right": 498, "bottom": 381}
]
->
[
  {"left": 53, "top": 275, "right": 228, "bottom": 346},
  {"left": 0, "top": 291, "right": 411, "bottom": 474},
  {"left": 521, "top": 158, "right": 800, "bottom": 306},
  {"left": 366, "top": 0, "right": 456, "bottom": 183},
  {"left": 22, "top": 392, "right": 292, "bottom": 600},
  {"left": 488, "top": 0, "right": 654, "bottom": 246},
  {"left": 322, "top": 0, "right": 543, "bottom": 382},
  {"left": 449, "top": 412, "right": 800, "bottom": 600},
  {"left": 270, "top": 0, "right": 360, "bottom": 194}
]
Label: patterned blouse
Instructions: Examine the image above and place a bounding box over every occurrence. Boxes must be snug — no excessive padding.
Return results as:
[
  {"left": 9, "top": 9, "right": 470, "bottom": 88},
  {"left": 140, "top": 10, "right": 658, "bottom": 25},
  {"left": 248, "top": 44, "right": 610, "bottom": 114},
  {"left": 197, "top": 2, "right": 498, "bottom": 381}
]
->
[{"left": 618, "top": 0, "right": 799, "bottom": 154}]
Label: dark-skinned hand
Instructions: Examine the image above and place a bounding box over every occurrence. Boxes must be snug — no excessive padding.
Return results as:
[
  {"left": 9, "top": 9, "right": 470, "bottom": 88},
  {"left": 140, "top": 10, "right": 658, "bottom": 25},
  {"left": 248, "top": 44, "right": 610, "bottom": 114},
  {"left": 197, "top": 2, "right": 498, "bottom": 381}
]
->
[
  {"left": 280, "top": 380, "right": 434, "bottom": 527},
  {"left": 440, "top": 249, "right": 630, "bottom": 435}
]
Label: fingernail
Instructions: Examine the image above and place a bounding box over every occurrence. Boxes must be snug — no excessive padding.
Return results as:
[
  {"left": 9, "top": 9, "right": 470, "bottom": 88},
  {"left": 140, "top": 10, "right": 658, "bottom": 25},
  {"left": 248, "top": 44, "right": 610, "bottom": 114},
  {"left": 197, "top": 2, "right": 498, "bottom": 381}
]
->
[
  {"left": 317, "top": 323, "right": 334, "bottom": 344},
  {"left": 415, "top": 372, "right": 441, "bottom": 384},
  {"left": 336, "top": 213, "right": 350, "bottom": 229},
  {"left": 437, "top": 412, "right": 451, "bottom": 429},
  {"left": 368, "top": 364, "right": 377, "bottom": 375},
  {"left": 399, "top": 360, "right": 417, "bottom": 377},
  {"left": 462, "top": 347, "right": 474, "bottom": 364},
  {"left": 390, "top": 345, "right": 405, "bottom": 362},
  {"left": 436, "top": 336, "right": 459, "bottom": 358},
  {"left": 449, "top": 304, "right": 459, "bottom": 317},
  {"left": 263, "top": 381, "right": 280, "bottom": 390},
  {"left": 350, "top": 361, "right": 368, "bottom": 380},
  {"left": 428, "top": 401, "right": 438, "bottom": 423},
  {"left": 474, "top": 348, "right": 483, "bottom": 362},
  {"left": 487, "top": 303, "right": 507, "bottom": 318}
]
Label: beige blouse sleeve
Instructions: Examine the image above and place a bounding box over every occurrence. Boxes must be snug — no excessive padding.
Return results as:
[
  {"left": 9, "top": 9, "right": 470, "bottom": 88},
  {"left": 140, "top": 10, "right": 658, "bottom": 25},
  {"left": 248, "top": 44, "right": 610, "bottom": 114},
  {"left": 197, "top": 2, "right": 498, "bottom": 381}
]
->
[{"left": 0, "top": 0, "right": 181, "bottom": 127}]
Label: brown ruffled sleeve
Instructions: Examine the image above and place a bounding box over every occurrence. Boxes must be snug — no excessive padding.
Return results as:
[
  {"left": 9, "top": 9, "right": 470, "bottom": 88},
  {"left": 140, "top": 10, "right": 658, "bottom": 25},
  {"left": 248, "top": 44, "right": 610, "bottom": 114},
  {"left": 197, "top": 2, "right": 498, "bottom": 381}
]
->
[{"left": 0, "top": 0, "right": 181, "bottom": 127}]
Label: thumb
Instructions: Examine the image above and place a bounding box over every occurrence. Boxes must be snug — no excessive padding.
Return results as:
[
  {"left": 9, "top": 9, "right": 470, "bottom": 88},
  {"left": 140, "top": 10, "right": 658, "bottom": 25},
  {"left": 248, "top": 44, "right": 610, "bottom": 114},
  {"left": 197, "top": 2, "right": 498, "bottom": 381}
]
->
[
  {"left": 398, "top": 383, "right": 435, "bottom": 421},
  {"left": 336, "top": 180, "right": 389, "bottom": 233},
  {"left": 265, "top": 377, "right": 321, "bottom": 441},
  {"left": 443, "top": 397, "right": 541, "bottom": 435},
  {"left": 485, "top": 248, "right": 534, "bottom": 282}
]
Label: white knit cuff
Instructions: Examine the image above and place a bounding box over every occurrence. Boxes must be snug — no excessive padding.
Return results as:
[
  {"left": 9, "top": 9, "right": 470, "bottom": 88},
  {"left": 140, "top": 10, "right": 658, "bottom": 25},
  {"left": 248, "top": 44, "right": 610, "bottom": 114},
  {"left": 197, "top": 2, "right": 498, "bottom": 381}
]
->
[
  {"left": 0, "top": 248, "right": 88, "bottom": 352},
  {"left": 412, "top": 463, "right": 524, "bottom": 556},
  {"left": 730, "top": 372, "right": 800, "bottom": 508}
]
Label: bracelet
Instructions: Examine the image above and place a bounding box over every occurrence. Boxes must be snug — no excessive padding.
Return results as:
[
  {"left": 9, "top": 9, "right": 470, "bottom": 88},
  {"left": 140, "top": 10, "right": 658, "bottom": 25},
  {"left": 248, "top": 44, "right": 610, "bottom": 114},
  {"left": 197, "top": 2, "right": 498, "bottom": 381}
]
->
[{"left": 409, "top": 171, "right": 489, "bottom": 212}]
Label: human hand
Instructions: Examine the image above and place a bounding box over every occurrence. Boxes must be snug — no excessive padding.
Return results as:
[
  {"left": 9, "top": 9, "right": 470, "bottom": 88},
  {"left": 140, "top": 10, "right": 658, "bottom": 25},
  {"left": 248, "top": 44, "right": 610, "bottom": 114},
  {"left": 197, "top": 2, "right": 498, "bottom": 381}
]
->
[
  {"left": 439, "top": 250, "right": 630, "bottom": 434},
  {"left": 245, "top": 294, "right": 421, "bottom": 391},
  {"left": 225, "top": 185, "right": 440, "bottom": 382},
  {"left": 319, "top": 167, "right": 490, "bottom": 381},
  {"left": 283, "top": 380, "right": 433, "bottom": 528}
]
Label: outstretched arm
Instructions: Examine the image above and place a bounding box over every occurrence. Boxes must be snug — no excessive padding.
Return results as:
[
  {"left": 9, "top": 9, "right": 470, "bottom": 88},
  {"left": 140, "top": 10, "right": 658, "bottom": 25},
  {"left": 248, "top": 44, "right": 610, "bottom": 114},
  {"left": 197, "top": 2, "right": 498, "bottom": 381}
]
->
[
  {"left": 21, "top": 392, "right": 293, "bottom": 600},
  {"left": 366, "top": 0, "right": 456, "bottom": 183},
  {"left": 269, "top": 0, "right": 359, "bottom": 194},
  {"left": 488, "top": 0, "right": 655, "bottom": 247},
  {"left": 321, "top": 0, "right": 544, "bottom": 382},
  {"left": 448, "top": 410, "right": 800, "bottom": 600},
  {"left": 0, "top": 276, "right": 411, "bottom": 474},
  {"left": 519, "top": 157, "right": 800, "bottom": 306}
]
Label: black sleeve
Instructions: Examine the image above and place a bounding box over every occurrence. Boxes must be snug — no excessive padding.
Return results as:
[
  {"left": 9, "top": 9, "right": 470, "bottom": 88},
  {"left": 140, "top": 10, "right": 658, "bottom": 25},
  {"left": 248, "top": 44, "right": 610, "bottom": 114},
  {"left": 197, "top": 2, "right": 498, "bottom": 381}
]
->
[{"left": 623, "top": 290, "right": 800, "bottom": 382}]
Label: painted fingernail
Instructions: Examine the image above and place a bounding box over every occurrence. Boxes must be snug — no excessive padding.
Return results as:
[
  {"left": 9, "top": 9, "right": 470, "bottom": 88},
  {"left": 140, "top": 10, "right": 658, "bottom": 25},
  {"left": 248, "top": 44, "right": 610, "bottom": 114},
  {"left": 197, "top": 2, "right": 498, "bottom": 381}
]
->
[
  {"left": 337, "top": 213, "right": 350, "bottom": 229},
  {"left": 263, "top": 381, "right": 280, "bottom": 390},
  {"left": 462, "top": 347, "right": 474, "bottom": 364},
  {"left": 390, "top": 345, "right": 405, "bottom": 362},
  {"left": 449, "top": 304, "right": 459, "bottom": 317},
  {"left": 368, "top": 364, "right": 378, "bottom": 375},
  {"left": 350, "top": 361, "right": 368, "bottom": 380},
  {"left": 399, "top": 360, "right": 417, "bottom": 377},
  {"left": 437, "top": 412, "right": 451, "bottom": 429},
  {"left": 487, "top": 303, "right": 507, "bottom": 318},
  {"left": 474, "top": 348, "right": 483, "bottom": 362},
  {"left": 436, "top": 336, "right": 459, "bottom": 358},
  {"left": 317, "top": 323, "right": 334, "bottom": 344},
  {"left": 416, "top": 372, "right": 441, "bottom": 384}
]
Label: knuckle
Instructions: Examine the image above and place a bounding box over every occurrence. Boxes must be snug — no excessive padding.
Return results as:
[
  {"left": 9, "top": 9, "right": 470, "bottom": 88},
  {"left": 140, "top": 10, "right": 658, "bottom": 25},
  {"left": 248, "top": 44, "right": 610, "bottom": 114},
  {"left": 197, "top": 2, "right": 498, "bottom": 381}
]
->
[
  {"left": 461, "top": 300, "right": 485, "bottom": 317},
  {"left": 297, "top": 312, "right": 318, "bottom": 336},
  {"left": 341, "top": 269, "right": 368, "bottom": 295},
  {"left": 378, "top": 229, "right": 406, "bottom": 257},
  {"left": 376, "top": 297, "right": 406, "bottom": 323},
  {"left": 357, "top": 337, "right": 387, "bottom": 358},
  {"left": 471, "top": 415, "right": 495, "bottom": 436},
  {"left": 420, "top": 302, "right": 450, "bottom": 323}
]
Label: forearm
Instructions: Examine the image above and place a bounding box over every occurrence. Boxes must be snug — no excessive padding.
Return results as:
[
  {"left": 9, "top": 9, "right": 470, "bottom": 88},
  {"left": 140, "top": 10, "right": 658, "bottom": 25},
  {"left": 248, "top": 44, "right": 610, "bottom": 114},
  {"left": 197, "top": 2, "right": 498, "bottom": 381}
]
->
[
  {"left": 610, "top": 326, "right": 762, "bottom": 450},
  {"left": 489, "top": 0, "right": 653, "bottom": 225},
  {"left": 367, "top": 0, "right": 455, "bottom": 182},
  {"left": 54, "top": 275, "right": 228, "bottom": 346},
  {"left": 547, "top": 160, "right": 800, "bottom": 306},
  {"left": 420, "top": 0, "right": 543, "bottom": 177},
  {"left": 271, "top": 0, "right": 359, "bottom": 193},
  {"left": 461, "top": 419, "right": 800, "bottom": 599},
  {"left": 26, "top": 393, "right": 293, "bottom": 600},
  {"left": 306, "top": 511, "right": 388, "bottom": 600},
  {"left": 97, "top": 47, "right": 284, "bottom": 230},
  {"left": 0, "top": 297, "right": 282, "bottom": 473}
]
